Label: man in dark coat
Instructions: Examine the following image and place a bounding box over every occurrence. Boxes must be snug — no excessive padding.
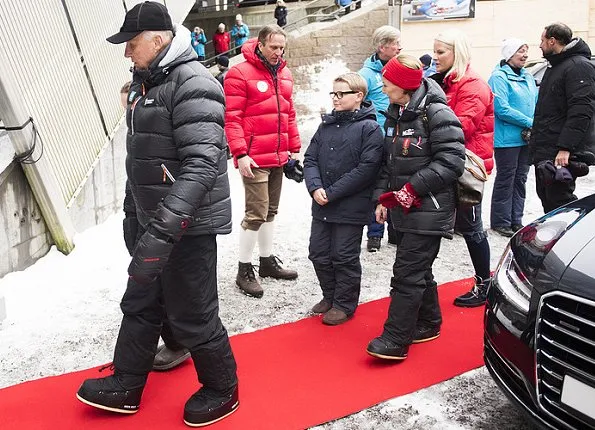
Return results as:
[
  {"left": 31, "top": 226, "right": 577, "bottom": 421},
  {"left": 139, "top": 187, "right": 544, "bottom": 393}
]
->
[
  {"left": 76, "top": 3, "right": 239, "bottom": 426},
  {"left": 530, "top": 22, "right": 595, "bottom": 213}
]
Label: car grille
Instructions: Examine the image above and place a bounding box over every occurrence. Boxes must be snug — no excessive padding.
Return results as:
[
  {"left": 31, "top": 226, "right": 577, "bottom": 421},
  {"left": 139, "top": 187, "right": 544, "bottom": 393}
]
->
[{"left": 536, "top": 292, "right": 595, "bottom": 430}]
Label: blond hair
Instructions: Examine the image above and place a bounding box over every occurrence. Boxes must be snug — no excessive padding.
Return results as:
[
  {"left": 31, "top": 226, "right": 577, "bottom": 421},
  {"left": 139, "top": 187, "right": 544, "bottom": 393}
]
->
[
  {"left": 372, "top": 25, "right": 401, "bottom": 52},
  {"left": 395, "top": 54, "right": 422, "bottom": 71},
  {"left": 434, "top": 28, "right": 471, "bottom": 82},
  {"left": 334, "top": 72, "right": 368, "bottom": 98}
]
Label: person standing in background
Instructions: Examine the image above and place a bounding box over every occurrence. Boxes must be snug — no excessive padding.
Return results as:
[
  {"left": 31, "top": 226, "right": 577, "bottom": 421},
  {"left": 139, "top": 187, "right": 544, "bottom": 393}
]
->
[
  {"left": 231, "top": 15, "right": 249, "bottom": 55},
  {"left": 216, "top": 55, "right": 229, "bottom": 86},
  {"left": 274, "top": 0, "right": 288, "bottom": 27},
  {"left": 488, "top": 38, "right": 537, "bottom": 237},
  {"left": 191, "top": 26, "right": 207, "bottom": 61},
  {"left": 358, "top": 25, "right": 401, "bottom": 252},
  {"left": 430, "top": 28, "right": 494, "bottom": 308},
  {"left": 213, "top": 23, "right": 231, "bottom": 56}
]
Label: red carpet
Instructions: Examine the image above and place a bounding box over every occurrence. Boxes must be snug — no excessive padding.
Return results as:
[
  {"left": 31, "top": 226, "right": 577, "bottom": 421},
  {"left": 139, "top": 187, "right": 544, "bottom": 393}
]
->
[{"left": 0, "top": 278, "right": 484, "bottom": 430}]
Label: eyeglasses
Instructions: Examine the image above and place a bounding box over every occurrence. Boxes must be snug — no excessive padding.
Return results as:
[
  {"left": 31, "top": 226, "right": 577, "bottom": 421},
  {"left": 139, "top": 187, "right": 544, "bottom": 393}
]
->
[{"left": 329, "top": 91, "right": 358, "bottom": 99}]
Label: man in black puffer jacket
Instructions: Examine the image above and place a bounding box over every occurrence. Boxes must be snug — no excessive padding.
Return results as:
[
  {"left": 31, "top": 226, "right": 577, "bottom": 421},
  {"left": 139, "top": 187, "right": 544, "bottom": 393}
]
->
[
  {"left": 76, "top": 3, "right": 239, "bottom": 427},
  {"left": 530, "top": 22, "right": 595, "bottom": 213}
]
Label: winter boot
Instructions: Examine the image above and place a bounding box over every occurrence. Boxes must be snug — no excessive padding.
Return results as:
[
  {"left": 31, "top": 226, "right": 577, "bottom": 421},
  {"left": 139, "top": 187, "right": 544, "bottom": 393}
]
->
[
  {"left": 453, "top": 275, "right": 490, "bottom": 308},
  {"left": 184, "top": 334, "right": 239, "bottom": 427},
  {"left": 366, "top": 337, "right": 409, "bottom": 360},
  {"left": 412, "top": 325, "right": 441, "bottom": 343},
  {"left": 153, "top": 344, "right": 191, "bottom": 371},
  {"left": 236, "top": 262, "right": 263, "bottom": 298},
  {"left": 311, "top": 299, "right": 332, "bottom": 314},
  {"left": 76, "top": 372, "right": 146, "bottom": 414},
  {"left": 258, "top": 255, "right": 298, "bottom": 280}
]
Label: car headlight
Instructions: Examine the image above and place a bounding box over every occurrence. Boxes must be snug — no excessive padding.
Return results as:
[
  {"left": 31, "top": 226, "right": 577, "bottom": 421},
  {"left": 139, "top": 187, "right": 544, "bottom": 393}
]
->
[{"left": 493, "top": 244, "right": 533, "bottom": 313}]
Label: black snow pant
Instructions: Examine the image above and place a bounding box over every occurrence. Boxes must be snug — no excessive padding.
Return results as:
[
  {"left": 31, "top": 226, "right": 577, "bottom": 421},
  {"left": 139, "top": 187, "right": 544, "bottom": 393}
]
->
[
  {"left": 382, "top": 232, "right": 443, "bottom": 346},
  {"left": 308, "top": 219, "right": 364, "bottom": 315},
  {"left": 113, "top": 234, "right": 237, "bottom": 394}
]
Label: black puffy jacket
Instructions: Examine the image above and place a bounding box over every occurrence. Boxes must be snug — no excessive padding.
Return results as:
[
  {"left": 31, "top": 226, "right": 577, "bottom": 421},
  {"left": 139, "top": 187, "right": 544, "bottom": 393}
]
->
[
  {"left": 530, "top": 38, "right": 595, "bottom": 163},
  {"left": 304, "top": 102, "right": 384, "bottom": 225},
  {"left": 125, "top": 29, "right": 231, "bottom": 238},
  {"left": 374, "top": 78, "right": 465, "bottom": 238}
]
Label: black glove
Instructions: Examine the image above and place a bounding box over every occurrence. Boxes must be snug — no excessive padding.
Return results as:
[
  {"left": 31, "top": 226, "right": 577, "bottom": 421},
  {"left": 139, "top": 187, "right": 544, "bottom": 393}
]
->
[
  {"left": 521, "top": 127, "right": 531, "bottom": 143},
  {"left": 283, "top": 159, "right": 304, "bottom": 183},
  {"left": 128, "top": 229, "right": 174, "bottom": 284},
  {"left": 123, "top": 214, "right": 139, "bottom": 256}
]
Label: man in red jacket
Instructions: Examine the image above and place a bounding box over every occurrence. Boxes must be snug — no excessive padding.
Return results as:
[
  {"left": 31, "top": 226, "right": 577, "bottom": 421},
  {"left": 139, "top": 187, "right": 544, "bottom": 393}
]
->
[{"left": 224, "top": 25, "right": 302, "bottom": 298}]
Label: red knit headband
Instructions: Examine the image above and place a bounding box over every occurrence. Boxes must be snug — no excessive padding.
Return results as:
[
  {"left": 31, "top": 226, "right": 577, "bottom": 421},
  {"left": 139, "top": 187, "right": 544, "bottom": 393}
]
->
[{"left": 382, "top": 57, "right": 423, "bottom": 91}]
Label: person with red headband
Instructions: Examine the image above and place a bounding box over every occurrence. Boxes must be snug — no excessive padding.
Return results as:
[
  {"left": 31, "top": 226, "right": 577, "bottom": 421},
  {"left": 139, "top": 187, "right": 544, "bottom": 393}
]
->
[{"left": 366, "top": 54, "right": 465, "bottom": 361}]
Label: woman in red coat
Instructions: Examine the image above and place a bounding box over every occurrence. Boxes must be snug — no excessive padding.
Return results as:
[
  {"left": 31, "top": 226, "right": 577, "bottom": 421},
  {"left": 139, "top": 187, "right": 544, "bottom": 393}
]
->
[
  {"left": 213, "top": 23, "right": 231, "bottom": 55},
  {"left": 430, "top": 28, "right": 494, "bottom": 308}
]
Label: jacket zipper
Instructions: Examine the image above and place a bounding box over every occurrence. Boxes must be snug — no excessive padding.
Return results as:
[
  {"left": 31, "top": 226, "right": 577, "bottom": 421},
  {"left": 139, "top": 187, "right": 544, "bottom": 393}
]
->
[
  {"left": 130, "top": 83, "right": 146, "bottom": 136},
  {"left": 429, "top": 192, "right": 440, "bottom": 209},
  {"left": 274, "top": 75, "right": 281, "bottom": 165}
]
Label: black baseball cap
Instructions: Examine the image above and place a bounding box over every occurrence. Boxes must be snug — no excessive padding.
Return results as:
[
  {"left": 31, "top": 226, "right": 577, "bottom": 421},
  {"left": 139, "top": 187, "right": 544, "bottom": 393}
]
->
[{"left": 107, "top": 1, "right": 173, "bottom": 44}]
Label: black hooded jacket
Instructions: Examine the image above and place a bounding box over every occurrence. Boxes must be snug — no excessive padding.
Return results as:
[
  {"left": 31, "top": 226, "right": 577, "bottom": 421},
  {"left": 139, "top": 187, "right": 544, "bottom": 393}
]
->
[
  {"left": 374, "top": 78, "right": 465, "bottom": 238},
  {"left": 125, "top": 30, "right": 232, "bottom": 239},
  {"left": 304, "top": 102, "right": 384, "bottom": 225},
  {"left": 530, "top": 38, "right": 595, "bottom": 163}
]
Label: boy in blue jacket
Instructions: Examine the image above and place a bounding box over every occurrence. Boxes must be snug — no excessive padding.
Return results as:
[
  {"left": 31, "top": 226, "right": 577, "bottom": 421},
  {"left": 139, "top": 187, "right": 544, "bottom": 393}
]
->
[{"left": 304, "top": 73, "right": 384, "bottom": 325}]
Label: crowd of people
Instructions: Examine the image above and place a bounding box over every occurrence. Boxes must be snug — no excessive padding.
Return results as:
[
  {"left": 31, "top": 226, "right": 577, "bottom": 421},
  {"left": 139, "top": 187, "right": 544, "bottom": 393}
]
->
[{"left": 73, "top": 1, "right": 595, "bottom": 427}]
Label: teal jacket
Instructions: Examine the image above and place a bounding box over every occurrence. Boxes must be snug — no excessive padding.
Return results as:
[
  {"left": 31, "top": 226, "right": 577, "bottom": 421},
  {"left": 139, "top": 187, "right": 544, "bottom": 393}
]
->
[
  {"left": 359, "top": 54, "right": 388, "bottom": 129},
  {"left": 488, "top": 63, "right": 538, "bottom": 148},
  {"left": 231, "top": 23, "right": 249, "bottom": 47}
]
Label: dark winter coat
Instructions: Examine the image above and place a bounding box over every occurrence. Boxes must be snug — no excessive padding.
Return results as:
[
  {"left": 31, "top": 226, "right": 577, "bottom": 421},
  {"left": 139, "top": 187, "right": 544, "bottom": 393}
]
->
[
  {"left": 529, "top": 38, "right": 595, "bottom": 163},
  {"left": 374, "top": 78, "right": 465, "bottom": 238},
  {"left": 126, "top": 29, "right": 231, "bottom": 239},
  {"left": 274, "top": 6, "right": 288, "bottom": 26},
  {"left": 304, "top": 102, "right": 384, "bottom": 225}
]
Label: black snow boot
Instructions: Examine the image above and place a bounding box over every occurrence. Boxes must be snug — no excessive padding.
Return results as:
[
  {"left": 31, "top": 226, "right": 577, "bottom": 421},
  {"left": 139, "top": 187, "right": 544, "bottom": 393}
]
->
[
  {"left": 453, "top": 275, "right": 490, "bottom": 308},
  {"left": 76, "top": 371, "right": 146, "bottom": 414},
  {"left": 258, "top": 255, "right": 298, "bottom": 280},
  {"left": 184, "top": 334, "right": 239, "bottom": 427}
]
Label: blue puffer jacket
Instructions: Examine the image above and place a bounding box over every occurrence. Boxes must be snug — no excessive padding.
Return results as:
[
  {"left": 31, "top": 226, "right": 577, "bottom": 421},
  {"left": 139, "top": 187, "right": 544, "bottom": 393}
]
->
[
  {"left": 231, "top": 23, "right": 249, "bottom": 47},
  {"left": 359, "top": 54, "right": 388, "bottom": 129},
  {"left": 488, "top": 62, "right": 538, "bottom": 148}
]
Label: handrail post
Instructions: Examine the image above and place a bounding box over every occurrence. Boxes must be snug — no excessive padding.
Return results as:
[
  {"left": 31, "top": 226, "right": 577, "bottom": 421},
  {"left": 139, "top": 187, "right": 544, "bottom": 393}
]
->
[{"left": 388, "top": 0, "right": 402, "bottom": 29}]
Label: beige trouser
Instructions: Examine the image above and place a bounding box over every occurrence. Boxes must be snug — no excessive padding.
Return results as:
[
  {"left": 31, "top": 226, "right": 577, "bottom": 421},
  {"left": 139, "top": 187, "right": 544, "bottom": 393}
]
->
[{"left": 241, "top": 167, "right": 283, "bottom": 231}]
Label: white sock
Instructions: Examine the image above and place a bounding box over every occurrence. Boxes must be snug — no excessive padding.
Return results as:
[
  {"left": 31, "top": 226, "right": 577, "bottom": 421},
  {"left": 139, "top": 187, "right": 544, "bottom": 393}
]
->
[
  {"left": 238, "top": 228, "right": 258, "bottom": 263},
  {"left": 258, "top": 221, "right": 275, "bottom": 258}
]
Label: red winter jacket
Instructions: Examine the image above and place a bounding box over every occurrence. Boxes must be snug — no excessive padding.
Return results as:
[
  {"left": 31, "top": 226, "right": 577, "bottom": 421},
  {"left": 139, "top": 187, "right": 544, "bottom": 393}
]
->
[
  {"left": 224, "top": 38, "right": 301, "bottom": 168},
  {"left": 213, "top": 31, "right": 230, "bottom": 54},
  {"left": 442, "top": 66, "right": 494, "bottom": 173}
]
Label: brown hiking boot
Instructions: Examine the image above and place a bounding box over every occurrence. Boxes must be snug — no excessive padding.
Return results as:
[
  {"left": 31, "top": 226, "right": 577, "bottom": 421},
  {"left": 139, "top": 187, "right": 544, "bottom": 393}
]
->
[
  {"left": 322, "top": 308, "right": 352, "bottom": 325},
  {"left": 236, "top": 262, "right": 263, "bottom": 298},
  {"left": 311, "top": 299, "right": 332, "bottom": 314},
  {"left": 259, "top": 255, "right": 298, "bottom": 280}
]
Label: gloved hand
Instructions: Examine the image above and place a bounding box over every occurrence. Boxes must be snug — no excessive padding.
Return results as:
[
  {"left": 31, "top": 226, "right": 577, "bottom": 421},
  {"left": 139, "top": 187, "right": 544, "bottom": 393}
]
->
[
  {"left": 283, "top": 159, "right": 304, "bottom": 183},
  {"left": 123, "top": 214, "right": 139, "bottom": 256},
  {"left": 128, "top": 229, "right": 174, "bottom": 284},
  {"left": 378, "top": 183, "right": 421, "bottom": 213}
]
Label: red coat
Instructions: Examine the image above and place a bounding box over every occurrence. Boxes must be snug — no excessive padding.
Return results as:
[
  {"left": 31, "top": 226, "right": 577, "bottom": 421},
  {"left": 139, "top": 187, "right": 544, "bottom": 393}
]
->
[
  {"left": 213, "top": 31, "right": 230, "bottom": 54},
  {"left": 443, "top": 66, "right": 494, "bottom": 173},
  {"left": 224, "top": 38, "right": 301, "bottom": 168}
]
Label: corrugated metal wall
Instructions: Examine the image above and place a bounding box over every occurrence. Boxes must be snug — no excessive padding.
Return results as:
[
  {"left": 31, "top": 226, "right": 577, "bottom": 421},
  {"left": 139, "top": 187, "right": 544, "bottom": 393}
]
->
[{"left": 0, "top": 0, "right": 194, "bottom": 206}]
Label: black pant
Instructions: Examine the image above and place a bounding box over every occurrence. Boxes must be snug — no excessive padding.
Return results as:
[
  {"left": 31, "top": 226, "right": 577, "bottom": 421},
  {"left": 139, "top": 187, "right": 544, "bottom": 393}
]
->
[
  {"left": 535, "top": 166, "right": 577, "bottom": 213},
  {"left": 382, "top": 232, "right": 442, "bottom": 345},
  {"left": 308, "top": 219, "right": 363, "bottom": 315},
  {"left": 113, "top": 234, "right": 237, "bottom": 392}
]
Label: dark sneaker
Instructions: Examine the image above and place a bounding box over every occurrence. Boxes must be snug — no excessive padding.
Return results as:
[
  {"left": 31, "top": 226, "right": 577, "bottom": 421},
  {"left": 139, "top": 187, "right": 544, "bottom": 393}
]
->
[
  {"left": 311, "top": 299, "right": 332, "bottom": 314},
  {"left": 153, "top": 344, "right": 191, "bottom": 371},
  {"left": 322, "top": 308, "right": 352, "bottom": 325},
  {"left": 511, "top": 224, "right": 524, "bottom": 232},
  {"left": 76, "top": 373, "right": 145, "bottom": 414},
  {"left": 367, "top": 237, "right": 381, "bottom": 252},
  {"left": 184, "top": 385, "right": 239, "bottom": 427},
  {"left": 412, "top": 325, "right": 441, "bottom": 343},
  {"left": 236, "top": 262, "right": 263, "bottom": 298},
  {"left": 492, "top": 226, "right": 514, "bottom": 237},
  {"left": 454, "top": 276, "right": 490, "bottom": 308},
  {"left": 258, "top": 255, "right": 298, "bottom": 280},
  {"left": 366, "top": 337, "right": 408, "bottom": 360}
]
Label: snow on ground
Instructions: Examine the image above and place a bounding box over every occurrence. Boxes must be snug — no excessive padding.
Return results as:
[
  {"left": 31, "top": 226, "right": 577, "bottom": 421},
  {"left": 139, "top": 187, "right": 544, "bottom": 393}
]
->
[{"left": 3, "top": 74, "right": 595, "bottom": 427}]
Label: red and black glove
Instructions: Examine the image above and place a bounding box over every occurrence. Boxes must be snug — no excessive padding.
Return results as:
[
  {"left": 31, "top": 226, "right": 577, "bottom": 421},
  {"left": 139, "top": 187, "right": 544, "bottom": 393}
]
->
[
  {"left": 378, "top": 183, "right": 421, "bottom": 213},
  {"left": 128, "top": 229, "right": 174, "bottom": 284}
]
